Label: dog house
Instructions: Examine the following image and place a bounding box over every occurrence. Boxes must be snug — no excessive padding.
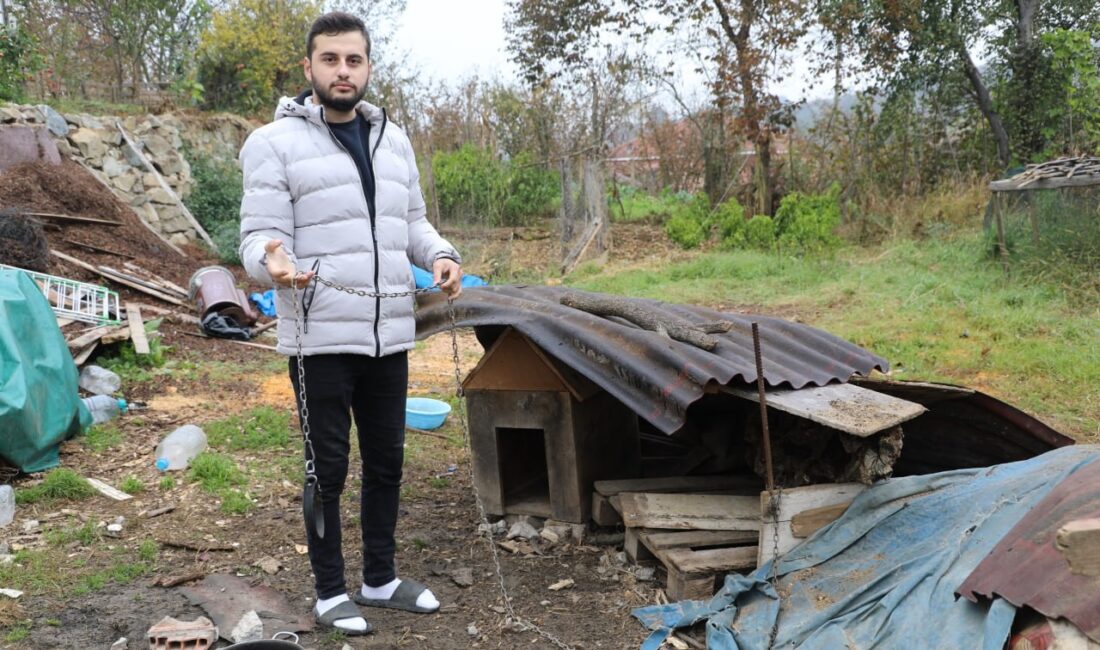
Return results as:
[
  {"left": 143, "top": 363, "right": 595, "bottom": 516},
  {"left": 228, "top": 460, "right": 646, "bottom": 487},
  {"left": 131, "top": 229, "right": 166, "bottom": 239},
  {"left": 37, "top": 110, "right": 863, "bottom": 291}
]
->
[{"left": 463, "top": 327, "right": 640, "bottom": 523}]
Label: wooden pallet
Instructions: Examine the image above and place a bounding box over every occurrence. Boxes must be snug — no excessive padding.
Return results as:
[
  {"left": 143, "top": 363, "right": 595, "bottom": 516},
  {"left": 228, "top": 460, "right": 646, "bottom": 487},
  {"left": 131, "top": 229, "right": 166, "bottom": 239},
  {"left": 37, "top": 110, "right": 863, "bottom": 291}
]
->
[{"left": 636, "top": 529, "right": 758, "bottom": 600}]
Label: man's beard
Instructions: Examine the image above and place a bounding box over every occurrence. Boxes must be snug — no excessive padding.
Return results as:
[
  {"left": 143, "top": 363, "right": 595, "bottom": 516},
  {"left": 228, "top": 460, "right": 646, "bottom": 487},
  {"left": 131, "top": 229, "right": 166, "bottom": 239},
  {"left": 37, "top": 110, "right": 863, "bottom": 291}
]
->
[{"left": 313, "top": 81, "right": 366, "bottom": 112}]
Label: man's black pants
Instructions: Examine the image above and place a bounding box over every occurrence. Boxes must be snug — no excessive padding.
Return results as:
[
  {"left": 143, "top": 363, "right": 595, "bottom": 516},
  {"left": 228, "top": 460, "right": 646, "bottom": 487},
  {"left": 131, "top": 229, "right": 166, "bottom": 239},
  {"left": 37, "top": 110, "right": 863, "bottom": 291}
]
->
[{"left": 289, "top": 351, "right": 408, "bottom": 599}]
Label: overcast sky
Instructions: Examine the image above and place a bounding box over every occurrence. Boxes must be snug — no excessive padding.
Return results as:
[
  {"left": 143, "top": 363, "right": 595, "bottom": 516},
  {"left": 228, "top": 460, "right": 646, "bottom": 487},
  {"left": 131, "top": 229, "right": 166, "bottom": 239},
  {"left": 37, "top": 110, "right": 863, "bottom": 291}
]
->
[{"left": 391, "top": 0, "right": 832, "bottom": 103}]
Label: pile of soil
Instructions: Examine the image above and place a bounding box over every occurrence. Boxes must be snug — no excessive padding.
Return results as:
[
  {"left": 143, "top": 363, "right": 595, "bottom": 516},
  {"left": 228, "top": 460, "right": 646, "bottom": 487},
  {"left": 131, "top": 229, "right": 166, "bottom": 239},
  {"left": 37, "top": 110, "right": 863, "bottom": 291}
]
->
[{"left": 0, "top": 160, "right": 206, "bottom": 288}]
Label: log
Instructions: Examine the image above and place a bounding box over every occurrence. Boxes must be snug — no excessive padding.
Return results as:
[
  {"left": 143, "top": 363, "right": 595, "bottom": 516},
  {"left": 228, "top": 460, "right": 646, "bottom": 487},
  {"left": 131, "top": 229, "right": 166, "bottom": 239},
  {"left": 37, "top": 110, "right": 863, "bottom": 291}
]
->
[{"left": 560, "top": 292, "right": 723, "bottom": 350}]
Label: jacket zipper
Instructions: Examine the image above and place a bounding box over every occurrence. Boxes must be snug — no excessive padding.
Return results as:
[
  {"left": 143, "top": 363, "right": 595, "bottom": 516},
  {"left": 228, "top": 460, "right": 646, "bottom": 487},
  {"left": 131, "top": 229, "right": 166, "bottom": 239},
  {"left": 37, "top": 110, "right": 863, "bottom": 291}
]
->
[
  {"left": 369, "top": 109, "right": 388, "bottom": 357},
  {"left": 317, "top": 105, "right": 387, "bottom": 357}
]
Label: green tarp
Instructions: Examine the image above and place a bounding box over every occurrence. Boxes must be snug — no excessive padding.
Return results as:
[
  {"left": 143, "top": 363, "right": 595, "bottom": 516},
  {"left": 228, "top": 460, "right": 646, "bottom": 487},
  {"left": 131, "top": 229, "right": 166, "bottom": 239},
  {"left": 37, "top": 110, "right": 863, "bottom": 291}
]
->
[{"left": 0, "top": 269, "right": 90, "bottom": 472}]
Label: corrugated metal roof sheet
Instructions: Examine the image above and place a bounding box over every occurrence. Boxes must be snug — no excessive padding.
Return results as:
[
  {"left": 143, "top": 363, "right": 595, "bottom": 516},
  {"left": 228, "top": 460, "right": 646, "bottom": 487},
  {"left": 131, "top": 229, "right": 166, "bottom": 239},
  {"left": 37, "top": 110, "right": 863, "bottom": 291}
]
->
[
  {"left": 416, "top": 285, "right": 889, "bottom": 434},
  {"left": 957, "top": 455, "right": 1100, "bottom": 642}
]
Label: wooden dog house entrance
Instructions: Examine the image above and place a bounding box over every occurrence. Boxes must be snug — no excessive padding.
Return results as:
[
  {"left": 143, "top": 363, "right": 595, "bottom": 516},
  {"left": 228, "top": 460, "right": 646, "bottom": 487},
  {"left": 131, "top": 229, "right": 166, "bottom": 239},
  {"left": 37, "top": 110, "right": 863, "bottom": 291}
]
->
[{"left": 463, "top": 327, "right": 640, "bottom": 523}]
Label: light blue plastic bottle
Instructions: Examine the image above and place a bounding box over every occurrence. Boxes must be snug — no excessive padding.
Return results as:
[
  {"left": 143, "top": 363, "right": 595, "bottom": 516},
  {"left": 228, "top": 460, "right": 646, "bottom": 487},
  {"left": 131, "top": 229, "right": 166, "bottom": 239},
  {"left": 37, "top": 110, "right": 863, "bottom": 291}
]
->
[
  {"left": 81, "top": 396, "right": 127, "bottom": 425},
  {"left": 154, "top": 425, "right": 208, "bottom": 471}
]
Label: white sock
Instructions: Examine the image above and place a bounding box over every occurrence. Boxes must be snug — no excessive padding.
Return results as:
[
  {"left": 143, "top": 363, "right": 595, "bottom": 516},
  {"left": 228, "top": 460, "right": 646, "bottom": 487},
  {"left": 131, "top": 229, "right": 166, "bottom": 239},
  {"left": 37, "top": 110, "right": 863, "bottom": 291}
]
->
[
  {"left": 361, "top": 578, "right": 440, "bottom": 611},
  {"left": 315, "top": 594, "right": 369, "bottom": 633}
]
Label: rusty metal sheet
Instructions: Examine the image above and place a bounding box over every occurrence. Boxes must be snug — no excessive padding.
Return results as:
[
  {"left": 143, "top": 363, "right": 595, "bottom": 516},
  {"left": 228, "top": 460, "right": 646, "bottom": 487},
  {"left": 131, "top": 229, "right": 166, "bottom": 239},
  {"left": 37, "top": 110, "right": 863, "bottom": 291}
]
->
[
  {"left": 957, "top": 456, "right": 1100, "bottom": 642},
  {"left": 851, "top": 378, "right": 1075, "bottom": 474},
  {"left": 416, "top": 285, "right": 889, "bottom": 434}
]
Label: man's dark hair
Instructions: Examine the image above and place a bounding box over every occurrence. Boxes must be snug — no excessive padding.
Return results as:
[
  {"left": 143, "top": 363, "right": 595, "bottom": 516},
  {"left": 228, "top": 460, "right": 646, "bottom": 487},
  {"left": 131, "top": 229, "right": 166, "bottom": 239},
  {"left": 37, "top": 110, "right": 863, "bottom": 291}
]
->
[{"left": 306, "top": 11, "right": 371, "bottom": 59}]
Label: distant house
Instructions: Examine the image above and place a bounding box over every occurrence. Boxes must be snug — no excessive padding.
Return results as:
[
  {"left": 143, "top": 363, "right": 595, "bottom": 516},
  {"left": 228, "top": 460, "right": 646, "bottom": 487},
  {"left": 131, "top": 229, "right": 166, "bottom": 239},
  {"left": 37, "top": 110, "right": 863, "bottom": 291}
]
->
[{"left": 606, "top": 118, "right": 791, "bottom": 193}]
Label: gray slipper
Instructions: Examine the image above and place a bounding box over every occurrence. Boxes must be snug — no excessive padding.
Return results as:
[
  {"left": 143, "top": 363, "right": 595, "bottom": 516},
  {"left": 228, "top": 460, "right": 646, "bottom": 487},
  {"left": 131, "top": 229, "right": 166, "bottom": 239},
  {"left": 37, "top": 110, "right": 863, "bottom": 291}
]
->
[
  {"left": 315, "top": 599, "right": 373, "bottom": 635},
  {"left": 353, "top": 579, "right": 438, "bottom": 614}
]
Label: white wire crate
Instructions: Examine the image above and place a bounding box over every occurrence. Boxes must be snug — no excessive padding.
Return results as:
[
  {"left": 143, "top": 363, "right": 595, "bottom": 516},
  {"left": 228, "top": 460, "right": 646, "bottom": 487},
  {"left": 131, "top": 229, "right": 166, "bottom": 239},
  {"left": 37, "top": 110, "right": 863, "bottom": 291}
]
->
[{"left": 1, "top": 263, "right": 121, "bottom": 325}]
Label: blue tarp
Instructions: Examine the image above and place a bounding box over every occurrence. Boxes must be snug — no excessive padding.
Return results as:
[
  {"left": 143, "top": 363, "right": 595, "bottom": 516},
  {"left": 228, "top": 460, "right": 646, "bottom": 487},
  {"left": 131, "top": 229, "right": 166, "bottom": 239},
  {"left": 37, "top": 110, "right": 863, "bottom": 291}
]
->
[
  {"left": 633, "top": 445, "right": 1100, "bottom": 650},
  {"left": 411, "top": 264, "right": 488, "bottom": 291}
]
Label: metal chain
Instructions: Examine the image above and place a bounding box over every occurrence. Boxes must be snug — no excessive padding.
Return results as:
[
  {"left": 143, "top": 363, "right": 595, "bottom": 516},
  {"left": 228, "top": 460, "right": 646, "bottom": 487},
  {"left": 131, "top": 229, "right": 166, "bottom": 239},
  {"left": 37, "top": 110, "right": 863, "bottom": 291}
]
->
[
  {"left": 767, "top": 483, "right": 783, "bottom": 649},
  {"left": 291, "top": 274, "right": 575, "bottom": 650}
]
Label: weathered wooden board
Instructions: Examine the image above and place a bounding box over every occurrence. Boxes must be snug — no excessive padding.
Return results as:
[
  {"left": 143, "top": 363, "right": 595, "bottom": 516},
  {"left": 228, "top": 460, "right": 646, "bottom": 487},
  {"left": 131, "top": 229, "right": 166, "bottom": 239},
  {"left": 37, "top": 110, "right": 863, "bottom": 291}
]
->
[
  {"left": 595, "top": 474, "right": 761, "bottom": 497},
  {"left": 125, "top": 303, "right": 150, "bottom": 354},
  {"left": 758, "top": 483, "right": 866, "bottom": 565},
  {"left": 643, "top": 529, "right": 759, "bottom": 552},
  {"left": 663, "top": 546, "right": 758, "bottom": 575},
  {"left": 792, "top": 502, "right": 853, "bottom": 538},
  {"left": 618, "top": 493, "right": 760, "bottom": 531},
  {"left": 723, "top": 383, "right": 926, "bottom": 437}
]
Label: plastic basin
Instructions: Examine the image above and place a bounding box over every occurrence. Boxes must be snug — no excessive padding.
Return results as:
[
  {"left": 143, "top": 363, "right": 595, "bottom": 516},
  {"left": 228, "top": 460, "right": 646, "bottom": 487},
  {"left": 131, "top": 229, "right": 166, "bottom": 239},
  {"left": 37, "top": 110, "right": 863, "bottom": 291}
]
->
[{"left": 406, "top": 397, "right": 451, "bottom": 430}]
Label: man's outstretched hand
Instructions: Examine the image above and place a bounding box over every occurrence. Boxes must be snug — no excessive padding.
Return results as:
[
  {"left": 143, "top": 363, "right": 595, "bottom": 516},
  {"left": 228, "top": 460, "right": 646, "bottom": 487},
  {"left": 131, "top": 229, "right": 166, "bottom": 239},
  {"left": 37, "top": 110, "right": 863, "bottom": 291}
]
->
[
  {"left": 433, "top": 258, "right": 463, "bottom": 298},
  {"left": 264, "top": 239, "right": 313, "bottom": 288}
]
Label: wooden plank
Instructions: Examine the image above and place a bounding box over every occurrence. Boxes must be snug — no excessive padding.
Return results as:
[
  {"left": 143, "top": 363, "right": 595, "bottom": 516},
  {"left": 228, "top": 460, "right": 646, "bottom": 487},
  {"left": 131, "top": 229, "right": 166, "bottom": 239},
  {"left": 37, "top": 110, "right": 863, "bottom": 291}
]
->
[
  {"left": 178, "top": 330, "right": 278, "bottom": 352},
  {"left": 665, "top": 572, "right": 718, "bottom": 601},
  {"left": 116, "top": 122, "right": 217, "bottom": 251},
  {"left": 618, "top": 493, "right": 760, "bottom": 531},
  {"left": 51, "top": 250, "right": 188, "bottom": 307},
  {"left": 662, "top": 546, "right": 758, "bottom": 575},
  {"left": 791, "top": 502, "right": 852, "bottom": 538},
  {"left": 591, "top": 492, "right": 622, "bottom": 526},
  {"left": 122, "top": 262, "right": 189, "bottom": 296},
  {"left": 63, "top": 238, "right": 135, "bottom": 259},
  {"left": 595, "top": 474, "right": 761, "bottom": 497},
  {"left": 643, "top": 529, "right": 759, "bottom": 552},
  {"left": 125, "top": 302, "right": 150, "bottom": 354},
  {"left": 758, "top": 483, "right": 866, "bottom": 565},
  {"left": 624, "top": 527, "right": 657, "bottom": 564},
  {"left": 99, "top": 326, "right": 132, "bottom": 345},
  {"left": 86, "top": 478, "right": 132, "bottom": 501},
  {"left": 72, "top": 341, "right": 98, "bottom": 366},
  {"left": 1056, "top": 518, "right": 1100, "bottom": 577},
  {"left": 722, "top": 383, "right": 926, "bottom": 437},
  {"left": 66, "top": 324, "right": 113, "bottom": 349},
  {"left": 100, "top": 265, "right": 188, "bottom": 300},
  {"left": 23, "top": 211, "right": 121, "bottom": 226}
]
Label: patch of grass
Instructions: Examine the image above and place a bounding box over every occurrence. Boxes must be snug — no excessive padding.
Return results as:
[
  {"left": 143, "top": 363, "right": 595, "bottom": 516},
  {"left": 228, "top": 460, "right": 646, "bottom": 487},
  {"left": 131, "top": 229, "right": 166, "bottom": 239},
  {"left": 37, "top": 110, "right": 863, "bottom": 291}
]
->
[
  {"left": 219, "top": 489, "right": 254, "bottom": 514},
  {"left": 138, "top": 540, "right": 158, "bottom": 562},
  {"left": 571, "top": 231, "right": 1100, "bottom": 440},
  {"left": 187, "top": 453, "right": 245, "bottom": 493},
  {"left": 206, "top": 405, "right": 293, "bottom": 451},
  {"left": 45, "top": 521, "right": 98, "bottom": 547},
  {"left": 82, "top": 424, "right": 123, "bottom": 452},
  {"left": 158, "top": 476, "right": 176, "bottom": 491},
  {"left": 16, "top": 469, "right": 95, "bottom": 505},
  {"left": 411, "top": 537, "right": 429, "bottom": 550},
  {"left": 43, "top": 618, "right": 60, "bottom": 627},
  {"left": 4, "top": 621, "right": 30, "bottom": 642},
  {"left": 119, "top": 476, "right": 143, "bottom": 495},
  {"left": 428, "top": 477, "right": 449, "bottom": 489}
]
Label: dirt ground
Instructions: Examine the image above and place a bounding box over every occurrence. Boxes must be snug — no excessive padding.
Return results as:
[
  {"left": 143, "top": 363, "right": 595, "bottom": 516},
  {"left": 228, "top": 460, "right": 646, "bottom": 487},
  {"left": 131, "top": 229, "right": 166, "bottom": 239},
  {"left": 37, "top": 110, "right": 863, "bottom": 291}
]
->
[{"left": 0, "top": 161, "right": 688, "bottom": 650}]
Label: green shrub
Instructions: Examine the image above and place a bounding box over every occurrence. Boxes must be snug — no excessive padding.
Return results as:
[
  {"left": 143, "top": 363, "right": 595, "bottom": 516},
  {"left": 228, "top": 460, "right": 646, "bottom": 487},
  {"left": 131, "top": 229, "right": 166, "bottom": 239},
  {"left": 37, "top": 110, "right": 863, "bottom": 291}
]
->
[
  {"left": 615, "top": 186, "right": 699, "bottom": 223},
  {"left": 714, "top": 198, "right": 746, "bottom": 249},
  {"left": 773, "top": 184, "right": 842, "bottom": 252},
  {"left": 743, "top": 215, "right": 777, "bottom": 249},
  {"left": 665, "top": 212, "right": 707, "bottom": 249},
  {"left": 432, "top": 145, "right": 557, "bottom": 226},
  {"left": 0, "top": 25, "right": 43, "bottom": 102},
  {"left": 185, "top": 156, "right": 243, "bottom": 264}
]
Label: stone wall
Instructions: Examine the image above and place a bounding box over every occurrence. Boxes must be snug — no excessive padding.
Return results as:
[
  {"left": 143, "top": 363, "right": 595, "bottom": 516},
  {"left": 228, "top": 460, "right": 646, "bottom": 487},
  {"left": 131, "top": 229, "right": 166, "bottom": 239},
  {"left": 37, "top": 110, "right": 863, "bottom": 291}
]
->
[{"left": 0, "top": 103, "right": 257, "bottom": 248}]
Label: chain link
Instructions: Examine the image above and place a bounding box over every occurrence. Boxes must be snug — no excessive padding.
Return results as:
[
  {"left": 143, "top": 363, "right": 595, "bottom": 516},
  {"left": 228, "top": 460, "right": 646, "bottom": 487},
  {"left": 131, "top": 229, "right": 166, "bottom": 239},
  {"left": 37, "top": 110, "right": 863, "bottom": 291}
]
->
[
  {"left": 292, "top": 273, "right": 576, "bottom": 650},
  {"left": 767, "top": 483, "right": 783, "bottom": 649}
]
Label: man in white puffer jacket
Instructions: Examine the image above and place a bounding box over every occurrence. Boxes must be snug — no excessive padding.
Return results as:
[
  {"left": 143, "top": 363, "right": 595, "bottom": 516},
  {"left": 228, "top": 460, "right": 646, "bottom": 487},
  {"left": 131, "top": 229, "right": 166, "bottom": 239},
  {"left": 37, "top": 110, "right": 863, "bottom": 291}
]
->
[{"left": 238, "top": 11, "right": 461, "bottom": 636}]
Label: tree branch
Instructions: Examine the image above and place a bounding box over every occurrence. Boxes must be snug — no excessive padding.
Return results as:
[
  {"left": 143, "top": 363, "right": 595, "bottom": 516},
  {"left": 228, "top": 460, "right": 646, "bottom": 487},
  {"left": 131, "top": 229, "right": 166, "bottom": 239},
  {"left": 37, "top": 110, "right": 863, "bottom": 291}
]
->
[{"left": 560, "top": 292, "right": 728, "bottom": 350}]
